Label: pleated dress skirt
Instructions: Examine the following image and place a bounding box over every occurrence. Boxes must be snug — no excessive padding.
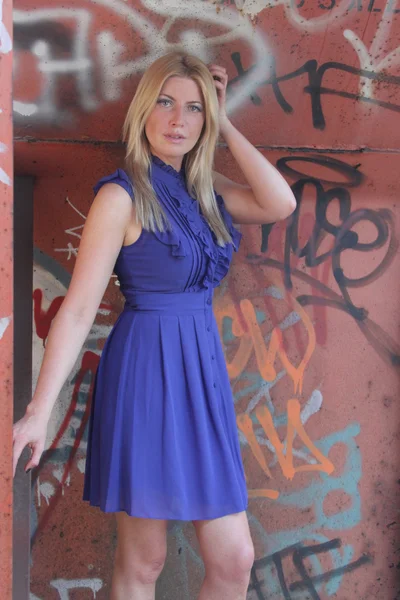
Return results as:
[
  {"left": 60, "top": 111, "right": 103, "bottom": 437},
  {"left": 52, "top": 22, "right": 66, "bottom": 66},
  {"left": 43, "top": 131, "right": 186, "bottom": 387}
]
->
[{"left": 83, "top": 290, "right": 248, "bottom": 520}]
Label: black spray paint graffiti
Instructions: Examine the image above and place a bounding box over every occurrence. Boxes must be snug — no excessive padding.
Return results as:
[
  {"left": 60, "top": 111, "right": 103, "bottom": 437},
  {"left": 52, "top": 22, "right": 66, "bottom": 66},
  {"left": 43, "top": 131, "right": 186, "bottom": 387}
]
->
[
  {"left": 248, "top": 537, "right": 371, "bottom": 600},
  {"left": 230, "top": 53, "right": 400, "bottom": 129},
  {"left": 293, "top": 0, "right": 400, "bottom": 10},
  {"left": 217, "top": 0, "right": 400, "bottom": 11},
  {"left": 248, "top": 155, "right": 400, "bottom": 368}
]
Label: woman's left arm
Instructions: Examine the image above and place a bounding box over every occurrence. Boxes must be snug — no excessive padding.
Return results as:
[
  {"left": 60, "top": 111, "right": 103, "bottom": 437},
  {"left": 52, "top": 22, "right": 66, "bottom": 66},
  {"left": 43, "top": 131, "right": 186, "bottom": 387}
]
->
[{"left": 209, "top": 64, "right": 297, "bottom": 225}]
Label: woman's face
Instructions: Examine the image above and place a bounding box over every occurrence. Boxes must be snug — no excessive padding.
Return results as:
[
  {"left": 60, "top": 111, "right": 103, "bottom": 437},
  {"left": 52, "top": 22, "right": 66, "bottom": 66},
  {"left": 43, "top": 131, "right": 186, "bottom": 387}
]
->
[{"left": 145, "top": 76, "right": 205, "bottom": 171}]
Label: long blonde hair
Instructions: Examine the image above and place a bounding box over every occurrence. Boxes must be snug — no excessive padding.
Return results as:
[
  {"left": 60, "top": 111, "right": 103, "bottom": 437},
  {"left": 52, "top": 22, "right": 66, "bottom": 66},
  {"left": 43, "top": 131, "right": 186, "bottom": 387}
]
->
[{"left": 122, "top": 51, "right": 232, "bottom": 246}]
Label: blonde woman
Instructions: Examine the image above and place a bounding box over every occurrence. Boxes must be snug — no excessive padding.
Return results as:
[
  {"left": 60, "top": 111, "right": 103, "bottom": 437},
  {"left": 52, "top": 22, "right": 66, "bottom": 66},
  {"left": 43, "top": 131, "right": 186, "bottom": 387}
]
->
[{"left": 13, "top": 52, "right": 296, "bottom": 600}]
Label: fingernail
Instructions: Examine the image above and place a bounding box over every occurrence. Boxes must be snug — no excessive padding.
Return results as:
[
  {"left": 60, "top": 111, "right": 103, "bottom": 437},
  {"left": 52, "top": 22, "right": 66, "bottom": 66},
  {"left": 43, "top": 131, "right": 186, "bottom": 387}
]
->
[{"left": 25, "top": 468, "right": 31, "bottom": 474}]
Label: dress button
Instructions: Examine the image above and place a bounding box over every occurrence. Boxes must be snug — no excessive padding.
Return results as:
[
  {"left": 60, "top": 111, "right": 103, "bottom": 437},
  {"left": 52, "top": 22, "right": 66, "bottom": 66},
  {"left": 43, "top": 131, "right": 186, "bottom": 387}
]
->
[
  {"left": 213, "top": 383, "right": 217, "bottom": 388},
  {"left": 206, "top": 298, "right": 211, "bottom": 305},
  {"left": 207, "top": 326, "right": 211, "bottom": 332},
  {"left": 211, "top": 355, "right": 215, "bottom": 360}
]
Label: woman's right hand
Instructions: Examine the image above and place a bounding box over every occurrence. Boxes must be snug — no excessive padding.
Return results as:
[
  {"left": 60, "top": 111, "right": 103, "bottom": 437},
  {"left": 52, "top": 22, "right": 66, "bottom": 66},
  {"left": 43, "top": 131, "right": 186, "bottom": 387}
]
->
[{"left": 12, "top": 407, "right": 49, "bottom": 477}]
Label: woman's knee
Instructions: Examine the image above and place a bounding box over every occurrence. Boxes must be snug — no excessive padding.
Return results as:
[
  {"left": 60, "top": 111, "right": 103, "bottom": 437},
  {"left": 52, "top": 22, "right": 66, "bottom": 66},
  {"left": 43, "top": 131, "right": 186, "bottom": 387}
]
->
[
  {"left": 206, "top": 540, "right": 255, "bottom": 585},
  {"left": 115, "top": 542, "right": 167, "bottom": 585},
  {"left": 131, "top": 553, "right": 167, "bottom": 585},
  {"left": 114, "top": 513, "right": 168, "bottom": 585}
]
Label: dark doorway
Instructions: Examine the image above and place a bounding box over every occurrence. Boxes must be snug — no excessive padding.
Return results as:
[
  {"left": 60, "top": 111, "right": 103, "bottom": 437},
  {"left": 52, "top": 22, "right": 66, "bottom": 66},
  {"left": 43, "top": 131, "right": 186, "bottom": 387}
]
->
[{"left": 13, "top": 175, "right": 34, "bottom": 600}]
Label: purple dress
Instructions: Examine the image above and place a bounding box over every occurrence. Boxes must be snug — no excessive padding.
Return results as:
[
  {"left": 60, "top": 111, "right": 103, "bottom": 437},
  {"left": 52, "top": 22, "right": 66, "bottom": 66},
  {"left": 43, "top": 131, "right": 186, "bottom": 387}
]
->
[{"left": 82, "top": 155, "right": 248, "bottom": 520}]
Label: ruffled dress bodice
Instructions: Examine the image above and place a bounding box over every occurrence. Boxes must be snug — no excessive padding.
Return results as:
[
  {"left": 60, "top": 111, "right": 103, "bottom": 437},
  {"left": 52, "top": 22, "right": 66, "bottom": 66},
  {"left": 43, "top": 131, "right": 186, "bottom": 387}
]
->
[{"left": 92, "top": 156, "right": 242, "bottom": 302}]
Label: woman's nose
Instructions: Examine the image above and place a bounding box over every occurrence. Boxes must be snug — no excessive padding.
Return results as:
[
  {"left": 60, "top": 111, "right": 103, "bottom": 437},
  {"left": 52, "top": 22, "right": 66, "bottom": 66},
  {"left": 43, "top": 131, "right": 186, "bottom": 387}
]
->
[{"left": 170, "top": 105, "right": 185, "bottom": 126}]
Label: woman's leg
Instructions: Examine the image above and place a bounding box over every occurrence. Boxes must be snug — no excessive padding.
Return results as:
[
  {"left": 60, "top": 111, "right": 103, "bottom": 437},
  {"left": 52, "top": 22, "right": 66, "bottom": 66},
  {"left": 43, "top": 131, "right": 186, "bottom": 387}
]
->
[
  {"left": 193, "top": 511, "right": 254, "bottom": 600},
  {"left": 110, "top": 511, "right": 168, "bottom": 600}
]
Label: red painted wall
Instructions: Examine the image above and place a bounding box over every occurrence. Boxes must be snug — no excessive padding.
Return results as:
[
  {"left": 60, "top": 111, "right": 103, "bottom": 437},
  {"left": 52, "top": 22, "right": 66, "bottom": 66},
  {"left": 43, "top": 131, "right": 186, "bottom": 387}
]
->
[
  {"left": 12, "top": 1, "right": 400, "bottom": 598},
  {"left": 0, "top": 0, "right": 13, "bottom": 598}
]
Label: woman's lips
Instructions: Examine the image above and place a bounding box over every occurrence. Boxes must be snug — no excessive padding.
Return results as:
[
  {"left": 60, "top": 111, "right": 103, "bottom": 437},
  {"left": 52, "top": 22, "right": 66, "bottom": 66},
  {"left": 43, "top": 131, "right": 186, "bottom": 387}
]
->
[{"left": 164, "top": 134, "right": 185, "bottom": 143}]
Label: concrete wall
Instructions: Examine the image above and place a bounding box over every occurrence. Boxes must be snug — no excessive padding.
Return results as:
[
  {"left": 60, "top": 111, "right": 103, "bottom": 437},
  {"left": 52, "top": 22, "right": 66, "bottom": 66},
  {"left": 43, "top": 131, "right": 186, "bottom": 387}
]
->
[
  {"left": 0, "top": 0, "right": 13, "bottom": 598},
  {"left": 11, "top": 1, "right": 400, "bottom": 599}
]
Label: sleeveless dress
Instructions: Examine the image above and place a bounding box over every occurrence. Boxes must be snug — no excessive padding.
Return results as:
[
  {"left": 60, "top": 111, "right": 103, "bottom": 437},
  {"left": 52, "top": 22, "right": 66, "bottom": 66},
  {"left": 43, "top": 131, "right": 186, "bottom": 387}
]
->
[{"left": 82, "top": 155, "right": 248, "bottom": 520}]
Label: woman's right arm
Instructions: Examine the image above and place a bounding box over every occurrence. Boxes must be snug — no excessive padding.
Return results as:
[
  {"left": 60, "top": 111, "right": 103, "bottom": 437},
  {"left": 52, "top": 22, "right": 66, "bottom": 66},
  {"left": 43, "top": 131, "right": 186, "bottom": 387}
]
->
[{"left": 13, "top": 182, "right": 136, "bottom": 476}]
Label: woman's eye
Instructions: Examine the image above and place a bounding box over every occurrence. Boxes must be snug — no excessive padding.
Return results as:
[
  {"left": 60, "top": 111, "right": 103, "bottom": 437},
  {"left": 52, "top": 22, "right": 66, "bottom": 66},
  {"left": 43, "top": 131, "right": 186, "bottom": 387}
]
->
[
  {"left": 158, "top": 99, "right": 171, "bottom": 107},
  {"left": 189, "top": 105, "right": 202, "bottom": 112}
]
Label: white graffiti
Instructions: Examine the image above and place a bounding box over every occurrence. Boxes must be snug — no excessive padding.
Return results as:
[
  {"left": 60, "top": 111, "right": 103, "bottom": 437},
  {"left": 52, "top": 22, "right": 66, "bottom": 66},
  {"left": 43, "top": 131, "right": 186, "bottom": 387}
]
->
[
  {"left": 55, "top": 195, "right": 120, "bottom": 285},
  {"left": 0, "top": 140, "right": 10, "bottom": 186},
  {"left": 95, "top": 0, "right": 271, "bottom": 109},
  {"left": 0, "top": 109, "right": 11, "bottom": 186},
  {"left": 35, "top": 471, "right": 71, "bottom": 505},
  {"left": 29, "top": 578, "right": 103, "bottom": 600},
  {"left": 50, "top": 579, "right": 103, "bottom": 599},
  {"left": 13, "top": 8, "right": 97, "bottom": 121},
  {"left": 344, "top": 0, "right": 400, "bottom": 99},
  {"left": 13, "top": 0, "right": 270, "bottom": 122},
  {"left": 36, "top": 478, "right": 55, "bottom": 506},
  {"left": 0, "top": 0, "right": 12, "bottom": 54},
  {"left": 0, "top": 314, "right": 11, "bottom": 339},
  {"left": 52, "top": 467, "right": 71, "bottom": 494},
  {"left": 55, "top": 196, "right": 86, "bottom": 260},
  {"left": 238, "top": 0, "right": 399, "bottom": 105},
  {"left": 13, "top": 100, "right": 37, "bottom": 117},
  {"left": 77, "top": 457, "right": 86, "bottom": 473},
  {"left": 239, "top": 386, "right": 324, "bottom": 467},
  {"left": 241, "top": 0, "right": 353, "bottom": 29}
]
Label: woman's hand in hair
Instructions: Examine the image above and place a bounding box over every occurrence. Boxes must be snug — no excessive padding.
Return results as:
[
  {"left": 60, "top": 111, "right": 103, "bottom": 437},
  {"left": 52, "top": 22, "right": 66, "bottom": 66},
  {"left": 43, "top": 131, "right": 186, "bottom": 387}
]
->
[{"left": 208, "top": 64, "right": 229, "bottom": 125}]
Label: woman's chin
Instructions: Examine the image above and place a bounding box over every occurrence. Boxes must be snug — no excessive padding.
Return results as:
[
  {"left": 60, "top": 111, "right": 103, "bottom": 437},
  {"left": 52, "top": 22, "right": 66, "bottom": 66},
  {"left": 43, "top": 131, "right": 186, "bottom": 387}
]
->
[{"left": 154, "top": 144, "right": 189, "bottom": 158}]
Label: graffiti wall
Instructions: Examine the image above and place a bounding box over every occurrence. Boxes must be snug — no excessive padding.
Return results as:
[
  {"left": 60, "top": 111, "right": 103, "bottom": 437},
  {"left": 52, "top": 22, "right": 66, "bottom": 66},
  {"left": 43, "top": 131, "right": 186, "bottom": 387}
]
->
[{"left": 11, "top": 0, "right": 400, "bottom": 598}]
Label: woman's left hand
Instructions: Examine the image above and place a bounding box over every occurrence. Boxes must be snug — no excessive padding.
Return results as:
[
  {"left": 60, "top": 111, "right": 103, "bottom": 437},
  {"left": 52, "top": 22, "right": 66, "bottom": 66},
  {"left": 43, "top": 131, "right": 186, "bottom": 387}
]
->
[{"left": 208, "top": 64, "right": 229, "bottom": 125}]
